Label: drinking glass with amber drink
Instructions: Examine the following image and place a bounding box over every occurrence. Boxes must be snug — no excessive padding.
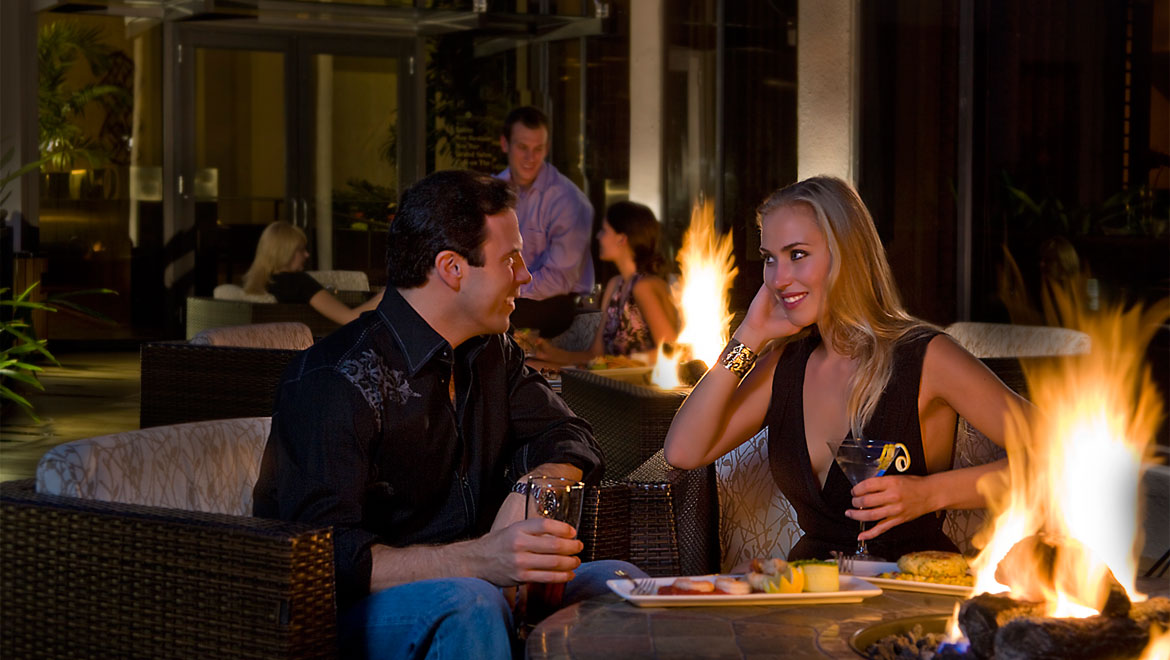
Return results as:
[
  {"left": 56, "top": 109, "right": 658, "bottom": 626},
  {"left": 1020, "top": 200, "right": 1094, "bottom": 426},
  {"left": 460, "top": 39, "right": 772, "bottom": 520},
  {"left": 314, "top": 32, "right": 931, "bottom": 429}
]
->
[{"left": 515, "top": 475, "right": 584, "bottom": 638}]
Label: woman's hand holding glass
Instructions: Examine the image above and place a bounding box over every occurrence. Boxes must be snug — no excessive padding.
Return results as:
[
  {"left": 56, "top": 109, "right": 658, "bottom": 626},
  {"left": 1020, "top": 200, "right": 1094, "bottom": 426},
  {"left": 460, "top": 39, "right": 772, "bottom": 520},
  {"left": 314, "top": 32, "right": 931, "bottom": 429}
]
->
[{"left": 846, "top": 472, "right": 937, "bottom": 541}]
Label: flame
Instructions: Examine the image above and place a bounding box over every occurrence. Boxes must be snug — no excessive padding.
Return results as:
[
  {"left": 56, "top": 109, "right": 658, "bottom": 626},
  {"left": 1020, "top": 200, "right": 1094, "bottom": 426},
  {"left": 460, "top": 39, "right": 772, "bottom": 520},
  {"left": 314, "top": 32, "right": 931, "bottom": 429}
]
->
[
  {"left": 650, "top": 200, "right": 738, "bottom": 389},
  {"left": 1141, "top": 625, "right": 1170, "bottom": 660},
  {"left": 967, "top": 289, "right": 1168, "bottom": 618},
  {"left": 944, "top": 603, "right": 963, "bottom": 642}
]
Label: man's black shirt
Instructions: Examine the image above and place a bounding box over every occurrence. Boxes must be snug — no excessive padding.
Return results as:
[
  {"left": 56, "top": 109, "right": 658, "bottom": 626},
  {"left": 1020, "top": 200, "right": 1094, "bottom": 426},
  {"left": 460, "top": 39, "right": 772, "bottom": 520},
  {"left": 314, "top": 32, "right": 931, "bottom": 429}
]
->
[{"left": 253, "top": 287, "right": 603, "bottom": 610}]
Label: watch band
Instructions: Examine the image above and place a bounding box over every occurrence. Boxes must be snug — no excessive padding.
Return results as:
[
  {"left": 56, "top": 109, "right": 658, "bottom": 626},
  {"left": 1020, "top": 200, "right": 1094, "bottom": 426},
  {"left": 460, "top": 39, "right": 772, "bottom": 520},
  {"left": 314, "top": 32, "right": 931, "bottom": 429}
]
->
[{"left": 510, "top": 481, "right": 530, "bottom": 496}]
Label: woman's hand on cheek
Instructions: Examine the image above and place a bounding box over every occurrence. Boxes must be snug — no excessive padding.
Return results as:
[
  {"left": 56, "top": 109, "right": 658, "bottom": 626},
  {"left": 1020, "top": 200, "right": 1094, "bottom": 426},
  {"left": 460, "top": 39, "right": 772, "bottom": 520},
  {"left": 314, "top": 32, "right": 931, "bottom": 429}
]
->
[
  {"left": 737, "top": 284, "right": 802, "bottom": 347},
  {"left": 846, "top": 475, "right": 935, "bottom": 541}
]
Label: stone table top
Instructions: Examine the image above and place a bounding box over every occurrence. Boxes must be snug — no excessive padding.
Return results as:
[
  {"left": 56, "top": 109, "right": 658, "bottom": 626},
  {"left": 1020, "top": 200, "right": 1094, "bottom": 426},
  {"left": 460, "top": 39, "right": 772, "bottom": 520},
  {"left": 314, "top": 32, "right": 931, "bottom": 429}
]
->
[
  {"left": 527, "top": 575, "right": 1170, "bottom": 660},
  {"left": 526, "top": 587, "right": 964, "bottom": 660}
]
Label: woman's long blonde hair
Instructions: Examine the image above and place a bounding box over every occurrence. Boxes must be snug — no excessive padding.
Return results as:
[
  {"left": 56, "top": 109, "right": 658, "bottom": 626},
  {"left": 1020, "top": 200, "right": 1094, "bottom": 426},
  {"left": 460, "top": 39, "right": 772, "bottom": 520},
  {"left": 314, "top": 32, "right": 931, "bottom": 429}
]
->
[
  {"left": 757, "top": 176, "right": 936, "bottom": 438},
  {"left": 243, "top": 221, "right": 308, "bottom": 295}
]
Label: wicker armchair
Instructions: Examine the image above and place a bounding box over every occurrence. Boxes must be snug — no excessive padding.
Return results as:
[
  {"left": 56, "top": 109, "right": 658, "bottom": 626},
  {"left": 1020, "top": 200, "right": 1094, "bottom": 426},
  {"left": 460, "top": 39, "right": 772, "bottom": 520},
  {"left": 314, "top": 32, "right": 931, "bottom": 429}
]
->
[
  {"left": 0, "top": 418, "right": 336, "bottom": 659},
  {"left": 140, "top": 342, "right": 300, "bottom": 428},
  {"left": 0, "top": 418, "right": 630, "bottom": 659},
  {"left": 560, "top": 368, "right": 719, "bottom": 577},
  {"left": 185, "top": 290, "right": 370, "bottom": 340}
]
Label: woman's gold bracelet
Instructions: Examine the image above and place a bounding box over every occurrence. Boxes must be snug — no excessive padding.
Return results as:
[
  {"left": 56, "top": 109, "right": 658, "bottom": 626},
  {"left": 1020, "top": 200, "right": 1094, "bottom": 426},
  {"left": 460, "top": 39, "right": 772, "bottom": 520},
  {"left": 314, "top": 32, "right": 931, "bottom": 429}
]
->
[{"left": 720, "top": 339, "right": 757, "bottom": 379}]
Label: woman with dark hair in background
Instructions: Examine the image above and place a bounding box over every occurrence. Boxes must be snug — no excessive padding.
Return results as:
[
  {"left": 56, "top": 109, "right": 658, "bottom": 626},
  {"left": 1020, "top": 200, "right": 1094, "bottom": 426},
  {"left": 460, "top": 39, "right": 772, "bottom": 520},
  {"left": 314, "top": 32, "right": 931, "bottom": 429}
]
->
[{"left": 531, "top": 201, "right": 680, "bottom": 365}]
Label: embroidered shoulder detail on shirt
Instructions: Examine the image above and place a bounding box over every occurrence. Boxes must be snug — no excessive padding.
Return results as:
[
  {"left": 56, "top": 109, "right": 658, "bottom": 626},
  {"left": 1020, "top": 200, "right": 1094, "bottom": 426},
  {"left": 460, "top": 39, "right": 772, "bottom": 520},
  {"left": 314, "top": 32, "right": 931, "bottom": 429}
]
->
[{"left": 338, "top": 349, "right": 421, "bottom": 427}]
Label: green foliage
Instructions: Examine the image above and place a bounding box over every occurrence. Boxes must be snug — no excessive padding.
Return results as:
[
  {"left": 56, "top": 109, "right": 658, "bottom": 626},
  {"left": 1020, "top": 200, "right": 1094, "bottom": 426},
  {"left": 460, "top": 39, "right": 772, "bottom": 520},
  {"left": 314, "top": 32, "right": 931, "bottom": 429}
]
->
[
  {"left": 0, "top": 283, "right": 117, "bottom": 422},
  {"left": 332, "top": 178, "right": 397, "bottom": 230},
  {"left": 1001, "top": 172, "right": 1169, "bottom": 238},
  {"left": 37, "top": 20, "right": 130, "bottom": 172},
  {"left": 1, "top": 284, "right": 59, "bottom": 422},
  {"left": 424, "top": 30, "right": 514, "bottom": 171},
  {"left": 0, "top": 147, "right": 45, "bottom": 211}
]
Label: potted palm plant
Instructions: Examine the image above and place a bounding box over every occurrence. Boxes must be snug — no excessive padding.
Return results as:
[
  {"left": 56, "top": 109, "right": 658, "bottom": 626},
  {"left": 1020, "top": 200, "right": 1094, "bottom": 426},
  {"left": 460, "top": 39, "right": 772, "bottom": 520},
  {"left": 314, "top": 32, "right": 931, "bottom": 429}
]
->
[{"left": 37, "top": 19, "right": 130, "bottom": 198}]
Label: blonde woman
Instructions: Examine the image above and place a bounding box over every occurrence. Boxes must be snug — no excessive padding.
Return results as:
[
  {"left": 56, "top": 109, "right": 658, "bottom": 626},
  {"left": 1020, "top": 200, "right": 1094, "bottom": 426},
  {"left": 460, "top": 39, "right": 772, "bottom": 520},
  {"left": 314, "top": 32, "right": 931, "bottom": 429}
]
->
[
  {"left": 243, "top": 221, "right": 383, "bottom": 326},
  {"left": 664, "top": 176, "right": 1026, "bottom": 561},
  {"left": 531, "top": 201, "right": 680, "bottom": 366}
]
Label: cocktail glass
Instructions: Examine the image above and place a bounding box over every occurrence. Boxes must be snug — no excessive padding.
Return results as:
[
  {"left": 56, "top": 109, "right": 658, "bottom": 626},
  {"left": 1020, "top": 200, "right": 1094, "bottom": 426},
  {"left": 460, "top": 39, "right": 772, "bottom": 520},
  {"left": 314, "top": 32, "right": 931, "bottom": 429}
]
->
[{"left": 830, "top": 437, "right": 909, "bottom": 562}]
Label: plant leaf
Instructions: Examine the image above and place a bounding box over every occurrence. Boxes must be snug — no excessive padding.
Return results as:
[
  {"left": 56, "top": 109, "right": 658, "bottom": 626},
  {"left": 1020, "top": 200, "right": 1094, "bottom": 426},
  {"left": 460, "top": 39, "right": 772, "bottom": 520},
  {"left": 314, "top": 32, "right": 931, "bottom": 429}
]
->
[
  {"left": 0, "top": 381, "right": 36, "bottom": 411},
  {"left": 0, "top": 369, "right": 45, "bottom": 389}
]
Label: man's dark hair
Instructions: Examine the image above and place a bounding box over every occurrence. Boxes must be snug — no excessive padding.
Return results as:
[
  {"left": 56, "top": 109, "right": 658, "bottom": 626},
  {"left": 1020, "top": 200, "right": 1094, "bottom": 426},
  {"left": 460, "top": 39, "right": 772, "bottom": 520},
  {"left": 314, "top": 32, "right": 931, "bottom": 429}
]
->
[
  {"left": 386, "top": 169, "right": 517, "bottom": 289},
  {"left": 501, "top": 106, "right": 550, "bottom": 142}
]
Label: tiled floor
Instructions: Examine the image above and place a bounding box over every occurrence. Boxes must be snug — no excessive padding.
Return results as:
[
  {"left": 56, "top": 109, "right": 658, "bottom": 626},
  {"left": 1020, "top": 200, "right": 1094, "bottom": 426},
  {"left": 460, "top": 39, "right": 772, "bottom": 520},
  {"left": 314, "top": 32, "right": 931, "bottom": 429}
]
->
[{"left": 0, "top": 351, "right": 140, "bottom": 483}]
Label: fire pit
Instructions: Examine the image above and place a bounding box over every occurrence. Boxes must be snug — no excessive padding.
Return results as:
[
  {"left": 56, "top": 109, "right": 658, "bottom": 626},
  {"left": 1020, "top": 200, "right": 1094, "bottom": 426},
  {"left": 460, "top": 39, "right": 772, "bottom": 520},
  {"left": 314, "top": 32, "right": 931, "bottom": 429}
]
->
[
  {"left": 850, "top": 614, "right": 950, "bottom": 657},
  {"left": 853, "top": 582, "right": 1170, "bottom": 660},
  {"left": 856, "top": 295, "right": 1170, "bottom": 659}
]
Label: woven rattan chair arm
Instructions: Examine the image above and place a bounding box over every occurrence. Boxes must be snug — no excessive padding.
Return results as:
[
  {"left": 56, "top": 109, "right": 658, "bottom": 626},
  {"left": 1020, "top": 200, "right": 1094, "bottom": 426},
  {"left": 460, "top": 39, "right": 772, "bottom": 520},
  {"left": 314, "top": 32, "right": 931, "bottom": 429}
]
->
[
  {"left": 578, "top": 481, "right": 632, "bottom": 563},
  {"left": 1, "top": 479, "right": 337, "bottom": 659}
]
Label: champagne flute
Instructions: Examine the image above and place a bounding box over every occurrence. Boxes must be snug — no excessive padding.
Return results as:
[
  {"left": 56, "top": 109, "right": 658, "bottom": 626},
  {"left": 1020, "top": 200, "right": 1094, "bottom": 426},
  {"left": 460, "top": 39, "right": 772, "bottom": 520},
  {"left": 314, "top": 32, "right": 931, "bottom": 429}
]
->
[{"left": 830, "top": 437, "right": 909, "bottom": 561}]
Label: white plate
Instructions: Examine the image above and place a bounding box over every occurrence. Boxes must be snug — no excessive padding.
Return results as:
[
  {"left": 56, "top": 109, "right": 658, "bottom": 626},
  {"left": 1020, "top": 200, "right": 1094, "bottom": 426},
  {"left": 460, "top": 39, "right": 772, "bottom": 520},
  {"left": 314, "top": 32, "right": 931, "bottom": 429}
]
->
[
  {"left": 859, "top": 576, "right": 973, "bottom": 597},
  {"left": 842, "top": 560, "right": 898, "bottom": 577},
  {"left": 607, "top": 574, "right": 883, "bottom": 607}
]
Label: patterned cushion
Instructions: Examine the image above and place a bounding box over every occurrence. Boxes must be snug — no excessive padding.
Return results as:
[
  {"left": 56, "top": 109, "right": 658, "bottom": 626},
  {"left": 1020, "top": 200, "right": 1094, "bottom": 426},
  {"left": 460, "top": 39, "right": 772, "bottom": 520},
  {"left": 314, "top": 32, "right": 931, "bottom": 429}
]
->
[
  {"left": 550, "top": 311, "right": 602, "bottom": 352},
  {"left": 190, "top": 321, "right": 314, "bottom": 350},
  {"left": 213, "top": 283, "right": 277, "bottom": 303},
  {"left": 35, "top": 417, "right": 272, "bottom": 516},
  {"left": 715, "top": 428, "right": 802, "bottom": 570},
  {"left": 944, "top": 322, "right": 1090, "bottom": 358},
  {"left": 942, "top": 418, "right": 1007, "bottom": 555},
  {"left": 307, "top": 270, "right": 370, "bottom": 292}
]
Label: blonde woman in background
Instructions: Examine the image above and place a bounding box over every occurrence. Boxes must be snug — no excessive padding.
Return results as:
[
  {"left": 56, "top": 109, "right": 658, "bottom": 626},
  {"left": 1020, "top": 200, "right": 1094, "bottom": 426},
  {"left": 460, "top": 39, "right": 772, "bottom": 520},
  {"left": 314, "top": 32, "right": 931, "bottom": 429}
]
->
[
  {"left": 664, "top": 176, "right": 1027, "bottom": 562},
  {"left": 243, "top": 221, "right": 383, "bottom": 326}
]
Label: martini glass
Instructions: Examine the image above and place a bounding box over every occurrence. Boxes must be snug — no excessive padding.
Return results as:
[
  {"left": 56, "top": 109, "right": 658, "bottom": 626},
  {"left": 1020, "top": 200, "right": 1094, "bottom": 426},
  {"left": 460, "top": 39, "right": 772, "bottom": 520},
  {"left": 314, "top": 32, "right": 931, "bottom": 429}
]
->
[{"left": 831, "top": 437, "right": 909, "bottom": 561}]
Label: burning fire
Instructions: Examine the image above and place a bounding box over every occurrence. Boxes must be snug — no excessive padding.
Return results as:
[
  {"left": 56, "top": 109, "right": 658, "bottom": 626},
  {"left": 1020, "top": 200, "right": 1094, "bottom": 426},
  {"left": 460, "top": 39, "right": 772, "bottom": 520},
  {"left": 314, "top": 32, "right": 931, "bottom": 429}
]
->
[
  {"left": 964, "top": 291, "right": 1168, "bottom": 621},
  {"left": 1142, "top": 625, "right": 1170, "bottom": 660},
  {"left": 651, "top": 201, "right": 738, "bottom": 389}
]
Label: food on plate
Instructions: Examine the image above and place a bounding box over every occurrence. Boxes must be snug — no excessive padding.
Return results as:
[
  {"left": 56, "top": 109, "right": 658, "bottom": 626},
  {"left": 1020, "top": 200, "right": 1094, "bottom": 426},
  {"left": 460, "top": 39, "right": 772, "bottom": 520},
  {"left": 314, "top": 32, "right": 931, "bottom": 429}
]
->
[
  {"left": 656, "top": 576, "right": 753, "bottom": 596},
  {"left": 792, "top": 559, "right": 839, "bottom": 592},
  {"left": 897, "top": 550, "right": 969, "bottom": 577},
  {"left": 714, "top": 576, "right": 753, "bottom": 595},
  {"left": 513, "top": 328, "right": 540, "bottom": 354},
  {"left": 877, "top": 551, "right": 974, "bottom": 586},
  {"left": 646, "top": 556, "right": 844, "bottom": 597},
  {"left": 586, "top": 354, "right": 647, "bottom": 370},
  {"left": 658, "top": 577, "right": 712, "bottom": 595},
  {"left": 746, "top": 557, "right": 805, "bottom": 594}
]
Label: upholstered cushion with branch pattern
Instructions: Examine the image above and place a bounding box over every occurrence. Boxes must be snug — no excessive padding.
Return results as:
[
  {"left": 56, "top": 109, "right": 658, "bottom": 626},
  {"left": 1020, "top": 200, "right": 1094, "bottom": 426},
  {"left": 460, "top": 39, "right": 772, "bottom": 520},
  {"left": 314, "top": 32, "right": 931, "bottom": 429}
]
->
[{"left": 35, "top": 417, "right": 272, "bottom": 516}]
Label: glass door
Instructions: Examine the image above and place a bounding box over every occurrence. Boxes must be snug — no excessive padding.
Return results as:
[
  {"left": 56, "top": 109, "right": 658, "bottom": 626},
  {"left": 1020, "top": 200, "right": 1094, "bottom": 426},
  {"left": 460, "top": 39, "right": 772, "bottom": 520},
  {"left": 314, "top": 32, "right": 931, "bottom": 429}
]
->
[
  {"left": 176, "top": 28, "right": 294, "bottom": 295},
  {"left": 298, "top": 37, "right": 411, "bottom": 286},
  {"left": 175, "top": 27, "right": 415, "bottom": 294}
]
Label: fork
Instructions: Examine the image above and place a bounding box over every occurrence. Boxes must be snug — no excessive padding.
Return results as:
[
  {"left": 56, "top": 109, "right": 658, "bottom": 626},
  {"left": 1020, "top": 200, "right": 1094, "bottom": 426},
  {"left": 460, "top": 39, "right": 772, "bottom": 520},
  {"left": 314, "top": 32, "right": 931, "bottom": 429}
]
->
[
  {"left": 832, "top": 551, "right": 854, "bottom": 575},
  {"left": 614, "top": 569, "right": 657, "bottom": 595}
]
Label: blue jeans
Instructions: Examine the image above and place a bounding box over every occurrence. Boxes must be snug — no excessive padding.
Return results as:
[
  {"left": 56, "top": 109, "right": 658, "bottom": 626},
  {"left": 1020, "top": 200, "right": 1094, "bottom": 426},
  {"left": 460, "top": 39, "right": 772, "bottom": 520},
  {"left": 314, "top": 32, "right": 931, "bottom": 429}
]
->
[{"left": 339, "top": 559, "right": 645, "bottom": 659}]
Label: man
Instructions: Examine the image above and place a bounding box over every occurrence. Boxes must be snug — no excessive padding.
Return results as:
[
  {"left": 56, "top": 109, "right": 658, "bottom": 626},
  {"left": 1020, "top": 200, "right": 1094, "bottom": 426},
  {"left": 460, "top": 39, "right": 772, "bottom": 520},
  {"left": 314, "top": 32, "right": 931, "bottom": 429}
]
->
[
  {"left": 497, "top": 106, "right": 595, "bottom": 338},
  {"left": 253, "top": 170, "right": 641, "bottom": 658}
]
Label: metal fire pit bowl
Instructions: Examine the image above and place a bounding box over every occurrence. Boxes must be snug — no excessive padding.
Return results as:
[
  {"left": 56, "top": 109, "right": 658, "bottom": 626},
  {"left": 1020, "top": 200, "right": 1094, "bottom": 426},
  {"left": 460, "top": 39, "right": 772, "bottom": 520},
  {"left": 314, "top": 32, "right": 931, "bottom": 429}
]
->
[{"left": 849, "top": 613, "right": 952, "bottom": 657}]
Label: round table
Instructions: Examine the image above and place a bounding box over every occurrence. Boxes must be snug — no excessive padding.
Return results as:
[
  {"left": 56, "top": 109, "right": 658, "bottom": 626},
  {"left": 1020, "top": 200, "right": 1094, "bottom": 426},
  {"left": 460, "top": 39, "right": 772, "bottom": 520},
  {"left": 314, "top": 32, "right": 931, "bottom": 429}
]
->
[{"left": 526, "top": 587, "right": 964, "bottom": 659}]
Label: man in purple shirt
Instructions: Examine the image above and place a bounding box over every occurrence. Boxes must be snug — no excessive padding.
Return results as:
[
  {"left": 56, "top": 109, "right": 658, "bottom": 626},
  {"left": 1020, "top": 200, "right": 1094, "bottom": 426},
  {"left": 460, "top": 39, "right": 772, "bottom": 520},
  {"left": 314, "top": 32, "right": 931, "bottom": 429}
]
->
[{"left": 497, "top": 106, "right": 595, "bottom": 338}]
